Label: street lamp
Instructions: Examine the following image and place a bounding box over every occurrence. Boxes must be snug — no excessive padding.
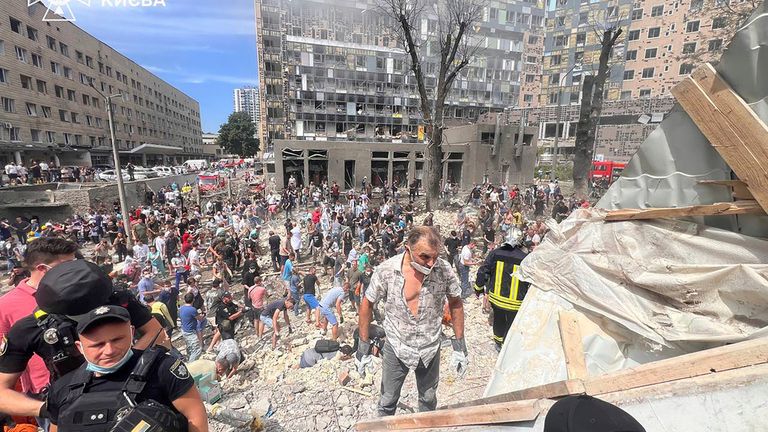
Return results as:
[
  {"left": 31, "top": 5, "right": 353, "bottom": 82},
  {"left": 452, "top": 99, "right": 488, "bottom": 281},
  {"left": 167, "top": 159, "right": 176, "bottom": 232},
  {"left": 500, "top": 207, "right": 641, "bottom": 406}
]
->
[
  {"left": 551, "top": 62, "right": 582, "bottom": 181},
  {"left": 89, "top": 80, "right": 133, "bottom": 249}
]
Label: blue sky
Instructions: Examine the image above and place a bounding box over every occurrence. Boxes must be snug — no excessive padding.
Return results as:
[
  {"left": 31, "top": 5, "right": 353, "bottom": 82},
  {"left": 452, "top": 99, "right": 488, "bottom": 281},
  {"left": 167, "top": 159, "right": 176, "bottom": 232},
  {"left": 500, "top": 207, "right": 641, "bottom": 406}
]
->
[{"left": 69, "top": 0, "right": 258, "bottom": 133}]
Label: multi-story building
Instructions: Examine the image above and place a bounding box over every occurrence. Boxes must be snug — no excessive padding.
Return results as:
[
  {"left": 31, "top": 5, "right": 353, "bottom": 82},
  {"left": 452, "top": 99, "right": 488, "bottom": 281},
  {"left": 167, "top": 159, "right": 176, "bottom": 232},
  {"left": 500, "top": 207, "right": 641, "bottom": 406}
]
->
[
  {"left": 536, "top": 0, "right": 740, "bottom": 161},
  {"left": 541, "top": 0, "right": 738, "bottom": 104},
  {"left": 202, "top": 132, "right": 222, "bottom": 160},
  {"left": 255, "top": 0, "right": 546, "bottom": 186},
  {"left": 233, "top": 86, "right": 261, "bottom": 132},
  {"left": 0, "top": 0, "right": 203, "bottom": 168}
]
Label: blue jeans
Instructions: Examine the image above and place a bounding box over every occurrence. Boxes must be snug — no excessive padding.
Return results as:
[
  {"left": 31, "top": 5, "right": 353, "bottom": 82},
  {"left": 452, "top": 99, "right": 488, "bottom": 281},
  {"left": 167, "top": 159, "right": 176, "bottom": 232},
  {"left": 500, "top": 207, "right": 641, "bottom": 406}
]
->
[
  {"left": 457, "top": 263, "right": 470, "bottom": 298},
  {"left": 290, "top": 289, "right": 301, "bottom": 315},
  {"left": 175, "top": 270, "right": 189, "bottom": 292},
  {"left": 182, "top": 331, "right": 202, "bottom": 362}
]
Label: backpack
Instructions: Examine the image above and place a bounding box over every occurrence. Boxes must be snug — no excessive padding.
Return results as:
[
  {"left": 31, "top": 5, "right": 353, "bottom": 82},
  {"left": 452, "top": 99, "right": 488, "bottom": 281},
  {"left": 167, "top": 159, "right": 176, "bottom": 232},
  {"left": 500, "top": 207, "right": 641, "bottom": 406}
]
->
[{"left": 314, "top": 339, "right": 340, "bottom": 354}]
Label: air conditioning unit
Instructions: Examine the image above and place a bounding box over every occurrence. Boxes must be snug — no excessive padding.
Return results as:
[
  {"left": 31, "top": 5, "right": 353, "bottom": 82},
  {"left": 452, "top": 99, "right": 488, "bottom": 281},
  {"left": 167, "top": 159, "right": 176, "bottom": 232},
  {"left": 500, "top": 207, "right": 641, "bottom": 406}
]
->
[{"left": 3, "top": 123, "right": 12, "bottom": 129}]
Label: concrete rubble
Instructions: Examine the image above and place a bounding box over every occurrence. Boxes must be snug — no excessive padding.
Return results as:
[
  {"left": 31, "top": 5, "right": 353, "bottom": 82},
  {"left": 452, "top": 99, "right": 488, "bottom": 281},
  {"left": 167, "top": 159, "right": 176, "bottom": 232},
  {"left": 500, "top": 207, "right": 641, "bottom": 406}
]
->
[{"left": 202, "top": 209, "right": 500, "bottom": 431}]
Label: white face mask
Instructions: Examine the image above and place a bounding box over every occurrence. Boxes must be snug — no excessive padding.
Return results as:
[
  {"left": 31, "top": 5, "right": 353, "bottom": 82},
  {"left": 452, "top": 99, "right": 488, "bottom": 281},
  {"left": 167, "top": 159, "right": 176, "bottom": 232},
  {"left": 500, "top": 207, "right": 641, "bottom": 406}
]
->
[{"left": 407, "top": 247, "right": 434, "bottom": 276}]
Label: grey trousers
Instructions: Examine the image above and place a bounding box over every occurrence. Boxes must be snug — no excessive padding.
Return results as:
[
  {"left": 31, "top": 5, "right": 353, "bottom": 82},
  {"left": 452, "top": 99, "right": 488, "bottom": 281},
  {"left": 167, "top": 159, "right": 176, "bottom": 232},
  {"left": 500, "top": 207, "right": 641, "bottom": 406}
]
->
[{"left": 378, "top": 341, "right": 440, "bottom": 416}]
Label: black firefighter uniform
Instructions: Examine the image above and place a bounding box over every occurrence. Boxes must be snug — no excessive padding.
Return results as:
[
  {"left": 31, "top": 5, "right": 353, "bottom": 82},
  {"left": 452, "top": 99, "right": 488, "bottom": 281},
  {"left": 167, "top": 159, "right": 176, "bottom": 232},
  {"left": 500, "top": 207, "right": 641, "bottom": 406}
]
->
[{"left": 474, "top": 243, "right": 530, "bottom": 347}]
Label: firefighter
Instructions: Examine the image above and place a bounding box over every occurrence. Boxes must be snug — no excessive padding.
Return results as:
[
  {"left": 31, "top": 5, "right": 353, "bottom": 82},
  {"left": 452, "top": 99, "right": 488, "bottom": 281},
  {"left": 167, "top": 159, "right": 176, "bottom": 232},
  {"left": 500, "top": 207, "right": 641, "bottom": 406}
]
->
[{"left": 474, "top": 229, "right": 530, "bottom": 351}]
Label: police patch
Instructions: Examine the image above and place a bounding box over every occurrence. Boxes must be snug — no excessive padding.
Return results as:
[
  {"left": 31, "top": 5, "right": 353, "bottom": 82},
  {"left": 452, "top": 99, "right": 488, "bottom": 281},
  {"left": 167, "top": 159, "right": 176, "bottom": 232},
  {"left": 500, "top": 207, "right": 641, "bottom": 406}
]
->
[
  {"left": 0, "top": 336, "right": 6, "bottom": 357},
  {"left": 170, "top": 359, "right": 189, "bottom": 379}
]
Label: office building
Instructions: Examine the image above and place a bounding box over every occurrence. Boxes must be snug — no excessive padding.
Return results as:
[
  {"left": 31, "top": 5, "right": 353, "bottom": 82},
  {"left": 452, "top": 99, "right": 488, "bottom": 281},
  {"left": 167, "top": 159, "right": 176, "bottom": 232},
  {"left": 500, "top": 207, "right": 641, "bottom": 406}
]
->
[
  {"left": 255, "top": 0, "right": 546, "bottom": 186},
  {"left": 233, "top": 86, "right": 261, "bottom": 131},
  {"left": 0, "top": 0, "right": 203, "bottom": 168}
]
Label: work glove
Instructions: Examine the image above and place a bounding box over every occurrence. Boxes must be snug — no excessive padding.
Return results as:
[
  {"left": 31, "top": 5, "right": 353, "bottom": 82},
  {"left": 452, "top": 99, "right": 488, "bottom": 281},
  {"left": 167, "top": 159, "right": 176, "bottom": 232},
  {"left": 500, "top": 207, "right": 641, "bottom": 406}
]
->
[
  {"left": 355, "top": 338, "right": 373, "bottom": 377},
  {"left": 450, "top": 337, "right": 469, "bottom": 378}
]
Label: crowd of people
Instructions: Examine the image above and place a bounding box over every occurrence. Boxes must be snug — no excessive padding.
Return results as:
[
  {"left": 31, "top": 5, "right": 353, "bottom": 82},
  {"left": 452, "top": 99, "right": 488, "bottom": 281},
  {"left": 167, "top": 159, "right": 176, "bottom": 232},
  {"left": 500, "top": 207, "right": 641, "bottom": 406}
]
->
[{"left": 0, "top": 168, "right": 590, "bottom": 431}]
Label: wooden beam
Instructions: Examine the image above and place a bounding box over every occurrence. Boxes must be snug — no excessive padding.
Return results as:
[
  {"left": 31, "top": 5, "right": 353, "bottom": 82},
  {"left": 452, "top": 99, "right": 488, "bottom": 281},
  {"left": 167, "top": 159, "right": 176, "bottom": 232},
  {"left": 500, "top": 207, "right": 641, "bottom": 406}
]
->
[
  {"left": 441, "top": 379, "right": 585, "bottom": 410},
  {"left": 584, "top": 336, "right": 768, "bottom": 395},
  {"left": 604, "top": 200, "right": 764, "bottom": 221},
  {"left": 697, "top": 180, "right": 754, "bottom": 200},
  {"left": 355, "top": 400, "right": 542, "bottom": 431},
  {"left": 671, "top": 64, "right": 768, "bottom": 212},
  {"left": 558, "top": 311, "right": 588, "bottom": 380}
]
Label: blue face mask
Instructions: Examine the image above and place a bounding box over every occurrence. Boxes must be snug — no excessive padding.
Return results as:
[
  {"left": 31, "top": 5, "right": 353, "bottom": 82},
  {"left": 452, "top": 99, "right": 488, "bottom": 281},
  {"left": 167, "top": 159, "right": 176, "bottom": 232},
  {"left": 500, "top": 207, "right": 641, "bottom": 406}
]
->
[{"left": 85, "top": 348, "right": 134, "bottom": 375}]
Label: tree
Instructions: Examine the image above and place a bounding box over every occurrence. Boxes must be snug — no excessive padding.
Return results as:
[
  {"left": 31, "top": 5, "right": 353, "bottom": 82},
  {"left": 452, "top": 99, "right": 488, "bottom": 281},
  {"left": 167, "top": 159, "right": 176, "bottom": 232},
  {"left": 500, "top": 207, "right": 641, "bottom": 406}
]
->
[
  {"left": 572, "top": 27, "right": 622, "bottom": 199},
  {"left": 379, "top": 0, "right": 484, "bottom": 211},
  {"left": 216, "top": 112, "right": 260, "bottom": 157}
]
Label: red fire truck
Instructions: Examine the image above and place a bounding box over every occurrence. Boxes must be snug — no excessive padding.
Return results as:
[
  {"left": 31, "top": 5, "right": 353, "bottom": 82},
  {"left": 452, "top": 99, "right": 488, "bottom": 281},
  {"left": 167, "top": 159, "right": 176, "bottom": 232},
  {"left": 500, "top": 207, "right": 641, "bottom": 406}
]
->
[{"left": 590, "top": 160, "right": 626, "bottom": 184}]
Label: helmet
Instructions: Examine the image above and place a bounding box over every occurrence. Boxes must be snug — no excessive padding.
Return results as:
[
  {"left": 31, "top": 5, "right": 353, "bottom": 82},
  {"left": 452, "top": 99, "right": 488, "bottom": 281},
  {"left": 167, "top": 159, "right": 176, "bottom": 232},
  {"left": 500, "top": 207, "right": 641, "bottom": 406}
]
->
[{"left": 504, "top": 228, "right": 523, "bottom": 248}]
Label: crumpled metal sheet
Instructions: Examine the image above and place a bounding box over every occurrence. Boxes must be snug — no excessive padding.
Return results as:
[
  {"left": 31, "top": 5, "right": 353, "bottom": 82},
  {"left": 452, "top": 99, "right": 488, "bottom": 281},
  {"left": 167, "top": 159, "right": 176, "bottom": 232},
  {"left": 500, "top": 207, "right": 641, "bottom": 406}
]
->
[
  {"left": 517, "top": 208, "right": 768, "bottom": 346},
  {"left": 597, "top": 3, "right": 768, "bottom": 238}
]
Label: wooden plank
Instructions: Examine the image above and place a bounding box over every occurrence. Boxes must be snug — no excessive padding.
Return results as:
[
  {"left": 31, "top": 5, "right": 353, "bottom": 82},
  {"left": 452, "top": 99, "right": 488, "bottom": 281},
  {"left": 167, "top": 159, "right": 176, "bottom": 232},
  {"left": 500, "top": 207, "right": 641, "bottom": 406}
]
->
[
  {"left": 585, "top": 336, "right": 768, "bottom": 395},
  {"left": 355, "top": 400, "right": 541, "bottom": 431},
  {"left": 558, "top": 311, "right": 588, "bottom": 380},
  {"left": 441, "top": 379, "right": 585, "bottom": 410},
  {"left": 698, "top": 180, "right": 754, "bottom": 200},
  {"left": 604, "top": 200, "right": 764, "bottom": 221},
  {"left": 672, "top": 65, "right": 768, "bottom": 212}
]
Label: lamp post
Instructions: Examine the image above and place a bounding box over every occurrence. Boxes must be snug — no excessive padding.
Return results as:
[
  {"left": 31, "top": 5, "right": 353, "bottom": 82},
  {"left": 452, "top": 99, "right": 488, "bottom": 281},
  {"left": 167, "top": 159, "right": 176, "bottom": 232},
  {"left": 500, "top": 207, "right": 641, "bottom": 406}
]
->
[
  {"left": 90, "top": 81, "right": 133, "bottom": 248},
  {"left": 551, "top": 62, "right": 582, "bottom": 181}
]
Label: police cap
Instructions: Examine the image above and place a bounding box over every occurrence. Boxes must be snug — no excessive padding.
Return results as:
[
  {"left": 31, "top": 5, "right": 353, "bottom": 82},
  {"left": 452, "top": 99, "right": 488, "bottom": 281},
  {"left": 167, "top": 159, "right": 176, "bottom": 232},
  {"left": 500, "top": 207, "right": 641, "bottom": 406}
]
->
[
  {"left": 36, "top": 260, "right": 113, "bottom": 315},
  {"left": 75, "top": 305, "right": 131, "bottom": 334}
]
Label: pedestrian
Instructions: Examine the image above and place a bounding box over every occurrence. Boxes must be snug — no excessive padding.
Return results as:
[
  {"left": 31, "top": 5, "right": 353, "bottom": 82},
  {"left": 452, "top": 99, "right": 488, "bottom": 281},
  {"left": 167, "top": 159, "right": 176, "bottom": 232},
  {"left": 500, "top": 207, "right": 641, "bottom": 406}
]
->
[
  {"left": 458, "top": 240, "right": 479, "bottom": 298},
  {"left": 179, "top": 292, "right": 204, "bottom": 362},
  {"left": 357, "top": 226, "right": 467, "bottom": 416},
  {"left": 302, "top": 266, "right": 322, "bottom": 325},
  {"left": 258, "top": 296, "right": 295, "bottom": 350}
]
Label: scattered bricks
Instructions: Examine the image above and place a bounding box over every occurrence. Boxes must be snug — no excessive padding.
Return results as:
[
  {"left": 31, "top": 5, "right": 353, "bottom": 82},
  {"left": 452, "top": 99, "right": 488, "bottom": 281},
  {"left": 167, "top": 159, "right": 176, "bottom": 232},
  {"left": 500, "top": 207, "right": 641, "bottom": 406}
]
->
[{"left": 338, "top": 369, "right": 351, "bottom": 386}]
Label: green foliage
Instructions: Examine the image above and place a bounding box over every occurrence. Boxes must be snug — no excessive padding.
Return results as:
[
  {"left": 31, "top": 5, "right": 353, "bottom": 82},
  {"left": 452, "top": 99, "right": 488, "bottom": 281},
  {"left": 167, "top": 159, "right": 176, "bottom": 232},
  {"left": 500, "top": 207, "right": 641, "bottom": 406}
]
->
[{"left": 216, "top": 112, "right": 260, "bottom": 157}]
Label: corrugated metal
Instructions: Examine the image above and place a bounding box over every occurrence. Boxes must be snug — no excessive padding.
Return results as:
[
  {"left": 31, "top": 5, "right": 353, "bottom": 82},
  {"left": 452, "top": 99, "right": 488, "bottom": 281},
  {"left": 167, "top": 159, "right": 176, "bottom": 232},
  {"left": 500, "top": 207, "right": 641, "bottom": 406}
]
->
[{"left": 597, "top": 5, "right": 768, "bottom": 238}]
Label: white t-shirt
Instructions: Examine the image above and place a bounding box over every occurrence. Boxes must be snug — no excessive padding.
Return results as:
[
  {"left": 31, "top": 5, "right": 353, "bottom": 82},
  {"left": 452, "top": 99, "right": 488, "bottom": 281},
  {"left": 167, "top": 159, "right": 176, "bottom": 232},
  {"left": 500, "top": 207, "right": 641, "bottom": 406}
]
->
[
  {"left": 460, "top": 245, "right": 473, "bottom": 265},
  {"left": 291, "top": 226, "right": 302, "bottom": 250}
]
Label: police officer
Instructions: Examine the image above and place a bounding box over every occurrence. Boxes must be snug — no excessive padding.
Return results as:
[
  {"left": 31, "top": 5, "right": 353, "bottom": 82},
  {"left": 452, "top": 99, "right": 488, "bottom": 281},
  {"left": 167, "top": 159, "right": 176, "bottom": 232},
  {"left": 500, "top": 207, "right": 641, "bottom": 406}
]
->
[
  {"left": 43, "top": 305, "right": 208, "bottom": 432},
  {"left": 0, "top": 260, "right": 167, "bottom": 419},
  {"left": 474, "top": 229, "right": 530, "bottom": 351}
]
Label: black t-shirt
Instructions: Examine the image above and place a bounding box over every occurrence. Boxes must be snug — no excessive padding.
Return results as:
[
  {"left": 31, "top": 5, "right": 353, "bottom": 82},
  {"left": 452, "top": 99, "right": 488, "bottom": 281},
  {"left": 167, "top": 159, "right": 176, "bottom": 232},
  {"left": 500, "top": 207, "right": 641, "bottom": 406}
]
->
[
  {"left": 303, "top": 274, "right": 318, "bottom": 295},
  {"left": 268, "top": 235, "right": 281, "bottom": 252},
  {"left": 215, "top": 302, "right": 240, "bottom": 325},
  {"left": 0, "top": 294, "right": 151, "bottom": 376},
  {"left": 445, "top": 237, "right": 460, "bottom": 256},
  {"left": 46, "top": 349, "right": 193, "bottom": 429},
  {"left": 311, "top": 232, "right": 323, "bottom": 248},
  {"left": 262, "top": 299, "right": 286, "bottom": 318}
]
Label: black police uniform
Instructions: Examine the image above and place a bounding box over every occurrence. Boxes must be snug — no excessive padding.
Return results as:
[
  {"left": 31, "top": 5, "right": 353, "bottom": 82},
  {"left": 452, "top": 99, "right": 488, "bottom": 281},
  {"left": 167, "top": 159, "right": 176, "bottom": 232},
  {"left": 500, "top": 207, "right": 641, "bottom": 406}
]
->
[
  {"left": 474, "top": 243, "right": 530, "bottom": 348},
  {"left": 0, "top": 296, "right": 152, "bottom": 381},
  {"left": 46, "top": 349, "right": 194, "bottom": 432}
]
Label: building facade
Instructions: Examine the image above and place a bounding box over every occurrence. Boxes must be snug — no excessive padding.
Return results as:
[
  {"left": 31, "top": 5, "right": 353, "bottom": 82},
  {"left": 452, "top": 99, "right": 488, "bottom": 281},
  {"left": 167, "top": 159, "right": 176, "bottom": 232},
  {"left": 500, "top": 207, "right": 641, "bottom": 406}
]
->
[
  {"left": 202, "top": 132, "right": 222, "bottom": 160},
  {"left": 233, "top": 86, "right": 261, "bottom": 132},
  {"left": 0, "top": 0, "right": 203, "bottom": 168},
  {"left": 273, "top": 118, "right": 538, "bottom": 190},
  {"left": 255, "top": 0, "right": 546, "bottom": 146},
  {"left": 541, "top": 0, "right": 738, "bottom": 105}
]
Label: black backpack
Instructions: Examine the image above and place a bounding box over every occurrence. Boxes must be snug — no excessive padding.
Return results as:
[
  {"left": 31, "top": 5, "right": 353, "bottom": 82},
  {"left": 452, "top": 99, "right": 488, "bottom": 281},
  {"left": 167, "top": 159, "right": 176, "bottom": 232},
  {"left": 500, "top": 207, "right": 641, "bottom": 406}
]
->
[{"left": 314, "top": 339, "right": 340, "bottom": 353}]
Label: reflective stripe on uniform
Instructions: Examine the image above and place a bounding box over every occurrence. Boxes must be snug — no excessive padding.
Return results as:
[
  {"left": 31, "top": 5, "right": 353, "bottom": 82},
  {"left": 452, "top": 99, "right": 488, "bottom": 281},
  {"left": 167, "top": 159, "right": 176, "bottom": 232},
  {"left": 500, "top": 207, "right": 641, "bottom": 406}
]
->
[{"left": 494, "top": 261, "right": 504, "bottom": 298}]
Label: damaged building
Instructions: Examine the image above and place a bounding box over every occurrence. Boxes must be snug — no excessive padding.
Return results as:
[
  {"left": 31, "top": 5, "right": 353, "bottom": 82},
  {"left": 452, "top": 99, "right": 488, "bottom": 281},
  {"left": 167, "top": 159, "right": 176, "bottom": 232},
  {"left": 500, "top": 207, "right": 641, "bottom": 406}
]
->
[{"left": 273, "top": 116, "right": 538, "bottom": 190}]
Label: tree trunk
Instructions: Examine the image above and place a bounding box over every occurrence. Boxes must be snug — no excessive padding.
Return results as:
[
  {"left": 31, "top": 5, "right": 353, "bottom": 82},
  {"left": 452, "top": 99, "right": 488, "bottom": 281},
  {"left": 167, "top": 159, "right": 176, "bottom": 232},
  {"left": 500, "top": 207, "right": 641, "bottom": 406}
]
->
[
  {"left": 425, "top": 126, "right": 444, "bottom": 211},
  {"left": 573, "top": 75, "right": 595, "bottom": 198},
  {"left": 572, "top": 28, "right": 622, "bottom": 200}
]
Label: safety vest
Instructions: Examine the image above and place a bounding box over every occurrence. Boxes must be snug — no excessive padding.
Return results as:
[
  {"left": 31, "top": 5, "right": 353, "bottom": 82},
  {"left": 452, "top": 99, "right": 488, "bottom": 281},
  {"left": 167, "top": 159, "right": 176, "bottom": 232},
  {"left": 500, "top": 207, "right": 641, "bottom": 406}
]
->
[{"left": 476, "top": 244, "right": 530, "bottom": 311}]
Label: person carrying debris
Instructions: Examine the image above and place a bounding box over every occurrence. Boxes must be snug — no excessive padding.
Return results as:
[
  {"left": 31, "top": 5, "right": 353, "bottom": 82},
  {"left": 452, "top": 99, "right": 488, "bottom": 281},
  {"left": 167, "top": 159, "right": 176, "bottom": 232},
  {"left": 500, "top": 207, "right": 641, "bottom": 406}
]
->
[
  {"left": 357, "top": 226, "right": 466, "bottom": 416},
  {"left": 474, "top": 229, "right": 530, "bottom": 351}
]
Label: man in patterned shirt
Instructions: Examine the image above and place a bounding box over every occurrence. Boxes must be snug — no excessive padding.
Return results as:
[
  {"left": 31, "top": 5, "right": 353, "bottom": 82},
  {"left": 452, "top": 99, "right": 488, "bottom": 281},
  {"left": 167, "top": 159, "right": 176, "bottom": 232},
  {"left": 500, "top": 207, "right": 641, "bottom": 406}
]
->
[{"left": 357, "top": 226, "right": 467, "bottom": 416}]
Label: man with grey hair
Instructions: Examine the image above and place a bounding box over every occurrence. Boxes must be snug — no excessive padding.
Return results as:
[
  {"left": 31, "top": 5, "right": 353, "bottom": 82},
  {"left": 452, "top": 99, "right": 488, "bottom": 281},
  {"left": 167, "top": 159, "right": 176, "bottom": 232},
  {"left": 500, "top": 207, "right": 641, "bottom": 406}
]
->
[{"left": 357, "top": 226, "right": 467, "bottom": 416}]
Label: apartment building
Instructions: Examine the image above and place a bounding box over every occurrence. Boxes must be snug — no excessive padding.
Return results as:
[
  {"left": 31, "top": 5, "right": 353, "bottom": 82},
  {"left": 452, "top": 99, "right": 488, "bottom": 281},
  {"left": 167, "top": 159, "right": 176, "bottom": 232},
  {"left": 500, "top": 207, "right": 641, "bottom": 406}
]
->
[
  {"left": 233, "top": 86, "right": 261, "bottom": 131},
  {"left": 255, "top": 0, "right": 546, "bottom": 186},
  {"left": 541, "top": 0, "right": 735, "bottom": 105},
  {"left": 0, "top": 0, "right": 203, "bottom": 168}
]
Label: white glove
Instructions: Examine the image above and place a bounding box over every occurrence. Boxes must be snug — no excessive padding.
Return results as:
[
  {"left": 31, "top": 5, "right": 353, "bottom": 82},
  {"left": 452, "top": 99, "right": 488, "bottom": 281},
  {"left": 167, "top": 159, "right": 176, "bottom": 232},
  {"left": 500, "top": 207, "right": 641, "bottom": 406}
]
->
[
  {"left": 356, "top": 355, "right": 373, "bottom": 377},
  {"left": 450, "top": 338, "right": 469, "bottom": 378}
]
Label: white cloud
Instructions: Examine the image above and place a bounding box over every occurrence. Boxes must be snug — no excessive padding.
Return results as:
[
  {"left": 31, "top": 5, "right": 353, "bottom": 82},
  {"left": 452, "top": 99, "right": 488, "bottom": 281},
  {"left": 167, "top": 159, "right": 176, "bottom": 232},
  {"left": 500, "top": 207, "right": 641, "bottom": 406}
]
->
[{"left": 144, "top": 65, "right": 258, "bottom": 86}]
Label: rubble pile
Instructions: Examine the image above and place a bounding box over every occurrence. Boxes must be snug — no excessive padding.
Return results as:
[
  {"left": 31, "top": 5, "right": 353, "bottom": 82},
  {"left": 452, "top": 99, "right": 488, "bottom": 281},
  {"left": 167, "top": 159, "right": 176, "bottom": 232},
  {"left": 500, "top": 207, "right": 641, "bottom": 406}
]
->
[{"left": 204, "top": 208, "right": 500, "bottom": 431}]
